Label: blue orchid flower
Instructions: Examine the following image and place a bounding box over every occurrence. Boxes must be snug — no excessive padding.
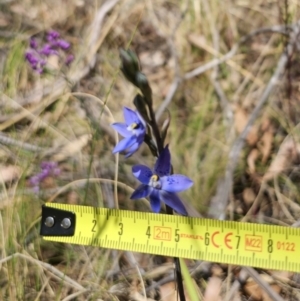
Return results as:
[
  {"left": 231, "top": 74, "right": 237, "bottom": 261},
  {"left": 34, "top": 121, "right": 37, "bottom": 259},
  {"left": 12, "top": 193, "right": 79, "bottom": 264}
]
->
[
  {"left": 130, "top": 145, "right": 193, "bottom": 215},
  {"left": 111, "top": 107, "right": 146, "bottom": 157}
]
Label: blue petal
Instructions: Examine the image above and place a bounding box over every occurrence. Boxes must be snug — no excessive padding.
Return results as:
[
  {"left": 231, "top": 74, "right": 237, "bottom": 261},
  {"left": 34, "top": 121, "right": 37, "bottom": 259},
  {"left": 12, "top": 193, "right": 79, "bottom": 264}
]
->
[
  {"left": 125, "top": 135, "right": 144, "bottom": 157},
  {"left": 125, "top": 141, "right": 140, "bottom": 158},
  {"left": 161, "top": 175, "right": 193, "bottom": 193},
  {"left": 149, "top": 189, "right": 161, "bottom": 213},
  {"left": 154, "top": 145, "right": 171, "bottom": 176},
  {"left": 111, "top": 123, "right": 131, "bottom": 137},
  {"left": 112, "top": 136, "right": 135, "bottom": 154},
  {"left": 123, "top": 107, "right": 139, "bottom": 125},
  {"left": 132, "top": 165, "right": 153, "bottom": 184},
  {"left": 160, "top": 191, "right": 187, "bottom": 215},
  {"left": 130, "top": 184, "right": 151, "bottom": 199}
]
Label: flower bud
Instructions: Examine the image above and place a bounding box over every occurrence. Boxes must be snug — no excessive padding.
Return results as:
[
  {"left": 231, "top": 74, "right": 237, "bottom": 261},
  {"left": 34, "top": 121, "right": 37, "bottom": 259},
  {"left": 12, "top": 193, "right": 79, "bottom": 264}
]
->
[{"left": 119, "top": 49, "right": 140, "bottom": 86}]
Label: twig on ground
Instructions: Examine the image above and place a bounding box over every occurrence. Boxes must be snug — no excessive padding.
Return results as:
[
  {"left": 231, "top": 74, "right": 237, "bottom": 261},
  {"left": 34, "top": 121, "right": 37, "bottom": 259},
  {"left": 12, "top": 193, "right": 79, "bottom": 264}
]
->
[
  {"left": 225, "top": 266, "right": 286, "bottom": 301},
  {"left": 0, "top": 132, "right": 44, "bottom": 152},
  {"left": 208, "top": 21, "right": 300, "bottom": 219},
  {"left": 184, "top": 25, "right": 291, "bottom": 80},
  {"left": 244, "top": 267, "right": 286, "bottom": 301},
  {"left": 156, "top": 24, "right": 290, "bottom": 123}
]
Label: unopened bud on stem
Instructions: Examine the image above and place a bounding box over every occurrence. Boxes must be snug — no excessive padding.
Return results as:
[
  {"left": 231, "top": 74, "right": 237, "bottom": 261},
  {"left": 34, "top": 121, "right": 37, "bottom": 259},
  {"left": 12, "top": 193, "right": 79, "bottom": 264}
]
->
[{"left": 119, "top": 49, "right": 140, "bottom": 86}]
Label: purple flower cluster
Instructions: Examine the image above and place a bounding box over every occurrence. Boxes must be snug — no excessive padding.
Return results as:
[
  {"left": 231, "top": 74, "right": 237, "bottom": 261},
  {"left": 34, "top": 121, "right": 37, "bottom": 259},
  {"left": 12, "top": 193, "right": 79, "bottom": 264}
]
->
[
  {"left": 30, "top": 161, "right": 60, "bottom": 193},
  {"left": 25, "top": 30, "right": 74, "bottom": 73}
]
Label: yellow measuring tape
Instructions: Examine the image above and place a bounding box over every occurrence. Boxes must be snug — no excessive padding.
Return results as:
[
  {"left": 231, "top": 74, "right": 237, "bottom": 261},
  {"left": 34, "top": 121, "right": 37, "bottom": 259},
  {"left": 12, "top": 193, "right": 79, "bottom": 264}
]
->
[{"left": 41, "top": 203, "right": 300, "bottom": 273}]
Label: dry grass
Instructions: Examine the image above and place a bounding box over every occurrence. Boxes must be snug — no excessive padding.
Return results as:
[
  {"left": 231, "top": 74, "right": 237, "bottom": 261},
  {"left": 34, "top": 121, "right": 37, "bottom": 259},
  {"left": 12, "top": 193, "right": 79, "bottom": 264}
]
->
[{"left": 1, "top": 0, "right": 300, "bottom": 300}]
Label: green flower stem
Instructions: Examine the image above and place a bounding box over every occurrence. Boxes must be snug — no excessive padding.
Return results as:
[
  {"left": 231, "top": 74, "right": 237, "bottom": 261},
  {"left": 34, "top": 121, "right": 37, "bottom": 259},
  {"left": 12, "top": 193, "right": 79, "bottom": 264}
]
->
[{"left": 179, "top": 258, "right": 200, "bottom": 301}]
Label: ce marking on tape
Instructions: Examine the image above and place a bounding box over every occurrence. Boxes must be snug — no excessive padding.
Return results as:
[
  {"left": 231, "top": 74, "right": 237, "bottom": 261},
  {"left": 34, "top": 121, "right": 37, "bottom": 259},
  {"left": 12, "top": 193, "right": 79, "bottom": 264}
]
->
[
  {"left": 40, "top": 205, "right": 76, "bottom": 236},
  {"left": 205, "top": 231, "right": 239, "bottom": 250}
]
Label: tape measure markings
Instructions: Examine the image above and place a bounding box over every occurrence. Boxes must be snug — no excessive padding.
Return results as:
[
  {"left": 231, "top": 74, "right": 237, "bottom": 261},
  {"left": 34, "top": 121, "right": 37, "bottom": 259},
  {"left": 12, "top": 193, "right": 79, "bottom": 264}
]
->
[{"left": 41, "top": 203, "right": 300, "bottom": 273}]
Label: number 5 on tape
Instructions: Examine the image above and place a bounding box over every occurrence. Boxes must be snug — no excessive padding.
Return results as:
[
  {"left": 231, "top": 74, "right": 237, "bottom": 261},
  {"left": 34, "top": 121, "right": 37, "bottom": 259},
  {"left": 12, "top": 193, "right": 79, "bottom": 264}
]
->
[{"left": 40, "top": 203, "right": 300, "bottom": 273}]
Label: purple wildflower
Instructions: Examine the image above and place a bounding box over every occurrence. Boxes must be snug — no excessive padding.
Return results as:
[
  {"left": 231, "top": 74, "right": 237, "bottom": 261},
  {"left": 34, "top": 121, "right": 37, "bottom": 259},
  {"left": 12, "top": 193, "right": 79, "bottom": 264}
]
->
[
  {"left": 130, "top": 145, "right": 193, "bottom": 215},
  {"left": 30, "top": 161, "right": 60, "bottom": 193},
  {"left": 25, "top": 30, "right": 73, "bottom": 73},
  {"left": 111, "top": 107, "right": 146, "bottom": 157}
]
